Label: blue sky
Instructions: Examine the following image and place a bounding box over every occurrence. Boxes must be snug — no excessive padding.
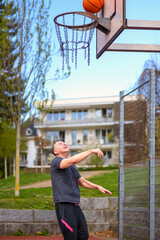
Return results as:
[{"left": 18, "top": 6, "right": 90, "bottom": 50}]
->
[{"left": 45, "top": 0, "right": 160, "bottom": 99}]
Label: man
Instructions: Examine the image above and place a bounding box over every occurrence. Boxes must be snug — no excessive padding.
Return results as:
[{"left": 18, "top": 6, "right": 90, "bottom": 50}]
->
[{"left": 50, "top": 140, "right": 112, "bottom": 240}]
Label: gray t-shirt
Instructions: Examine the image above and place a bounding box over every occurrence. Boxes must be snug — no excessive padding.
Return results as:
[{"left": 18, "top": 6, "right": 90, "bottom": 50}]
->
[{"left": 50, "top": 157, "right": 81, "bottom": 204}]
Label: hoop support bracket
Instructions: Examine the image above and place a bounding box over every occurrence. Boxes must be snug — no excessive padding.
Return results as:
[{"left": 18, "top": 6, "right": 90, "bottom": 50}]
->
[
  {"left": 97, "top": 18, "right": 111, "bottom": 34},
  {"left": 75, "top": 12, "right": 111, "bottom": 33}
]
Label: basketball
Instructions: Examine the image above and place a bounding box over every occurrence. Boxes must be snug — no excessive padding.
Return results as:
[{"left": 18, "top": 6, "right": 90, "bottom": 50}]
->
[{"left": 83, "top": 0, "right": 103, "bottom": 14}]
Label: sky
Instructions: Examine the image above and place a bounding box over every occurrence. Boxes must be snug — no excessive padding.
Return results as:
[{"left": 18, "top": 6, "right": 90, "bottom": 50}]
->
[{"left": 45, "top": 0, "right": 160, "bottom": 100}]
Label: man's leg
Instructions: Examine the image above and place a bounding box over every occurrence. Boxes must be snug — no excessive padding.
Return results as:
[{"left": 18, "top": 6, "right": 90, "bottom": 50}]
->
[
  {"left": 76, "top": 205, "right": 89, "bottom": 240},
  {"left": 55, "top": 202, "right": 78, "bottom": 240}
]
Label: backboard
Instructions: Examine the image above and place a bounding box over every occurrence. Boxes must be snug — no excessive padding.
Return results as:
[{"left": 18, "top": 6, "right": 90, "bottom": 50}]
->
[
  {"left": 96, "top": 0, "right": 160, "bottom": 58},
  {"left": 96, "top": 0, "right": 126, "bottom": 59}
]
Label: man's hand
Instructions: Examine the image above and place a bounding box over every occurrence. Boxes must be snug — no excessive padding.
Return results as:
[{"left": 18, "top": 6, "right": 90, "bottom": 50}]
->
[
  {"left": 97, "top": 185, "right": 112, "bottom": 196},
  {"left": 91, "top": 148, "right": 104, "bottom": 158}
]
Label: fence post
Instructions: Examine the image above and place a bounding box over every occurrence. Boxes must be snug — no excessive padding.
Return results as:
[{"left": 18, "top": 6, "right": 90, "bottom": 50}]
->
[
  {"left": 149, "top": 68, "right": 155, "bottom": 240},
  {"left": 119, "top": 91, "right": 124, "bottom": 240}
]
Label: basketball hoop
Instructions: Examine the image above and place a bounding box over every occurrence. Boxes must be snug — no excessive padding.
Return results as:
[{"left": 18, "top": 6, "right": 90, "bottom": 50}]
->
[
  {"left": 54, "top": 12, "right": 98, "bottom": 69},
  {"left": 54, "top": 11, "right": 110, "bottom": 69}
]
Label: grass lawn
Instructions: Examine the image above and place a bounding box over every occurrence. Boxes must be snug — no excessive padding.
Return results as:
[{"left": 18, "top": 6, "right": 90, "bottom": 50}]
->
[
  {"left": 0, "top": 170, "right": 51, "bottom": 190},
  {"left": 0, "top": 170, "right": 118, "bottom": 210}
]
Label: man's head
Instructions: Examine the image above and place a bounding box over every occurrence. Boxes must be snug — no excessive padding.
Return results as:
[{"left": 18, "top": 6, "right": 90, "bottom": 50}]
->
[{"left": 52, "top": 140, "right": 69, "bottom": 157}]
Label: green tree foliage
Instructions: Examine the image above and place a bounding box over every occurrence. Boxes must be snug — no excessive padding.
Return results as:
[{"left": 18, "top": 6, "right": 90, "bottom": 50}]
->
[
  {"left": 0, "top": 0, "right": 53, "bottom": 196},
  {"left": 0, "top": 118, "right": 16, "bottom": 178},
  {"left": 0, "top": 0, "right": 21, "bottom": 119},
  {"left": 135, "top": 59, "right": 160, "bottom": 158},
  {"left": 135, "top": 59, "right": 160, "bottom": 105},
  {"left": 89, "top": 154, "right": 105, "bottom": 168}
]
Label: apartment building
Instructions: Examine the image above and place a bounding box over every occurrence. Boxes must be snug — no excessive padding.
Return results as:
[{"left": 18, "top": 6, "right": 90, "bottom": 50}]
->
[
  {"left": 33, "top": 96, "right": 121, "bottom": 167},
  {"left": 24, "top": 95, "right": 146, "bottom": 168}
]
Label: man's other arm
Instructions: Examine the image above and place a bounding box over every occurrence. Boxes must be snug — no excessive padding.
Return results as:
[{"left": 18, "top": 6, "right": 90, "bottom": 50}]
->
[{"left": 60, "top": 149, "right": 103, "bottom": 169}]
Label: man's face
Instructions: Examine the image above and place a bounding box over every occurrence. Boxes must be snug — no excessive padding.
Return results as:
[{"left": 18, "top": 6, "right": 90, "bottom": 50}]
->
[{"left": 54, "top": 141, "right": 69, "bottom": 156}]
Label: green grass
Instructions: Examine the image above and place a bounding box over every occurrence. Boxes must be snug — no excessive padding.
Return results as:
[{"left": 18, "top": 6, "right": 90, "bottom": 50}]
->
[
  {"left": 0, "top": 166, "right": 118, "bottom": 190},
  {"left": 0, "top": 187, "right": 54, "bottom": 210},
  {"left": 0, "top": 170, "right": 51, "bottom": 190},
  {"left": 80, "top": 170, "right": 118, "bottom": 197},
  {"left": 0, "top": 170, "right": 118, "bottom": 209},
  {"left": 123, "top": 166, "right": 160, "bottom": 208}
]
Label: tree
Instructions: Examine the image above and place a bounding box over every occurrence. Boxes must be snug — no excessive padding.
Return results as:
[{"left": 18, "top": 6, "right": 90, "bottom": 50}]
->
[
  {"left": 0, "top": 0, "right": 20, "bottom": 120},
  {"left": 34, "top": 136, "right": 50, "bottom": 174},
  {"left": 135, "top": 59, "right": 160, "bottom": 105},
  {"left": 0, "top": 118, "right": 16, "bottom": 178},
  {"left": 89, "top": 154, "right": 105, "bottom": 168},
  {"left": 0, "top": 0, "right": 53, "bottom": 196},
  {"left": 134, "top": 59, "right": 160, "bottom": 159}
]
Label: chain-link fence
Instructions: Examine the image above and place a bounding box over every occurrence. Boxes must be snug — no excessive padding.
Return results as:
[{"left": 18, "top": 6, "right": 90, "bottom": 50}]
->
[{"left": 119, "top": 68, "right": 160, "bottom": 240}]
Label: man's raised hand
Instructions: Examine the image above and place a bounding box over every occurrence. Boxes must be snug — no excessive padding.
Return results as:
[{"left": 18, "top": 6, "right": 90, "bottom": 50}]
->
[{"left": 91, "top": 148, "right": 104, "bottom": 158}]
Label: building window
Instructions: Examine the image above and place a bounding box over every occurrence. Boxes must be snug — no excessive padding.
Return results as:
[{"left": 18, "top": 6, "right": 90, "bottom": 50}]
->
[
  {"left": 60, "top": 111, "right": 65, "bottom": 120},
  {"left": 96, "top": 109, "right": 101, "bottom": 118},
  {"left": 26, "top": 128, "right": 33, "bottom": 136},
  {"left": 59, "top": 131, "right": 65, "bottom": 141},
  {"left": 96, "top": 129, "right": 108, "bottom": 144},
  {"left": 53, "top": 131, "right": 59, "bottom": 141},
  {"left": 72, "top": 110, "right": 88, "bottom": 120},
  {"left": 83, "top": 130, "right": 88, "bottom": 143},
  {"left": 107, "top": 108, "right": 112, "bottom": 118},
  {"left": 107, "top": 129, "right": 113, "bottom": 142},
  {"left": 102, "top": 108, "right": 106, "bottom": 118},
  {"left": 72, "top": 110, "right": 77, "bottom": 120},
  {"left": 102, "top": 129, "right": 107, "bottom": 143},
  {"left": 46, "top": 131, "right": 52, "bottom": 143},
  {"left": 54, "top": 112, "right": 59, "bottom": 121},
  {"left": 96, "top": 129, "right": 100, "bottom": 140},
  {"left": 78, "top": 110, "right": 82, "bottom": 120},
  {"left": 46, "top": 131, "right": 65, "bottom": 144},
  {"left": 83, "top": 110, "right": 88, "bottom": 119},
  {"left": 72, "top": 130, "right": 77, "bottom": 145},
  {"left": 47, "top": 112, "right": 52, "bottom": 121},
  {"left": 107, "top": 150, "right": 112, "bottom": 159}
]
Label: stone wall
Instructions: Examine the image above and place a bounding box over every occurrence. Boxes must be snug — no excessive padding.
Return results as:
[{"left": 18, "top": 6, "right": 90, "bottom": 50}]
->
[{"left": 0, "top": 197, "right": 118, "bottom": 236}]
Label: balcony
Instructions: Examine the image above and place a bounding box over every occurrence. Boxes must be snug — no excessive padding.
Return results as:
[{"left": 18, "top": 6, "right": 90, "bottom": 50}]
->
[
  {"left": 44, "top": 139, "right": 117, "bottom": 150},
  {"left": 34, "top": 117, "right": 118, "bottom": 129}
]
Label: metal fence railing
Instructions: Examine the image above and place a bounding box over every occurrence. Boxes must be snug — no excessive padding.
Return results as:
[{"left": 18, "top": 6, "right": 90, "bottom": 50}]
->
[{"left": 119, "top": 68, "right": 160, "bottom": 240}]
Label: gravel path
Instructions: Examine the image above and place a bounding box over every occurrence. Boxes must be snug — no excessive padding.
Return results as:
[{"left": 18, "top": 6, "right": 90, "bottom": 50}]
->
[{"left": 19, "top": 170, "right": 110, "bottom": 189}]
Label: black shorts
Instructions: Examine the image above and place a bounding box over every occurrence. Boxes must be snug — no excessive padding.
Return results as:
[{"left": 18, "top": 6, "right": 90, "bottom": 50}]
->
[{"left": 55, "top": 202, "right": 89, "bottom": 240}]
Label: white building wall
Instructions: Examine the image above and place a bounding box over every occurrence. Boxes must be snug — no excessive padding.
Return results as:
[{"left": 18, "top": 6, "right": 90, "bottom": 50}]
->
[
  {"left": 88, "top": 109, "right": 93, "bottom": 119},
  {"left": 88, "top": 129, "right": 96, "bottom": 145},
  {"left": 27, "top": 139, "right": 37, "bottom": 167},
  {"left": 89, "top": 108, "right": 95, "bottom": 118},
  {"left": 65, "top": 130, "right": 71, "bottom": 145},
  {"left": 66, "top": 110, "right": 71, "bottom": 120}
]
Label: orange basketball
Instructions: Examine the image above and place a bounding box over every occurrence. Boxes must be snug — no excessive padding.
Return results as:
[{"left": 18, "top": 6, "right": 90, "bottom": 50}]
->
[{"left": 83, "top": 0, "right": 103, "bottom": 14}]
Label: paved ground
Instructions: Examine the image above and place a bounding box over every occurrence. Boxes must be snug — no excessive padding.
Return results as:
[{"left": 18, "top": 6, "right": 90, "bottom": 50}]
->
[
  {"left": 0, "top": 236, "right": 117, "bottom": 240},
  {"left": 19, "top": 170, "right": 110, "bottom": 189}
]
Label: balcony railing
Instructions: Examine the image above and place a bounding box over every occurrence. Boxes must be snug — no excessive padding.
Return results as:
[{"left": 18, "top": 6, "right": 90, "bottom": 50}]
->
[
  {"left": 44, "top": 139, "right": 117, "bottom": 150},
  {"left": 34, "top": 117, "right": 116, "bottom": 128}
]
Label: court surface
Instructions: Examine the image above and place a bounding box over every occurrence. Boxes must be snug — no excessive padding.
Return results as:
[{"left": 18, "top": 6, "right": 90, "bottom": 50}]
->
[
  {"left": 0, "top": 236, "right": 117, "bottom": 240},
  {"left": 0, "top": 235, "right": 118, "bottom": 240}
]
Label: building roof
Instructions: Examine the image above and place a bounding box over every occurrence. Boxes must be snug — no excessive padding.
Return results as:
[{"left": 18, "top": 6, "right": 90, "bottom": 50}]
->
[{"left": 35, "top": 95, "right": 139, "bottom": 110}]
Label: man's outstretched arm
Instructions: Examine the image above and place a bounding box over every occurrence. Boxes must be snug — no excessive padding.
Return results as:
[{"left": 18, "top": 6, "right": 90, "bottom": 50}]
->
[
  {"left": 60, "top": 149, "right": 103, "bottom": 169},
  {"left": 78, "top": 177, "right": 112, "bottom": 196}
]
